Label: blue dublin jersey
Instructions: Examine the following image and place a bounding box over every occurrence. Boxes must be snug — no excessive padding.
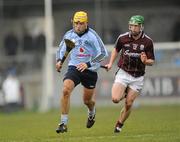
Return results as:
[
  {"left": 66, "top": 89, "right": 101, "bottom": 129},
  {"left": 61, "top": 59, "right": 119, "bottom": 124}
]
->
[{"left": 56, "top": 28, "right": 108, "bottom": 71}]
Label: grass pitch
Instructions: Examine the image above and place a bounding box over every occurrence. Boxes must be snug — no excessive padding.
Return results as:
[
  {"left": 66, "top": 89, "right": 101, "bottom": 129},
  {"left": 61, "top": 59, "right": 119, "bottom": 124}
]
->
[{"left": 0, "top": 105, "right": 180, "bottom": 142}]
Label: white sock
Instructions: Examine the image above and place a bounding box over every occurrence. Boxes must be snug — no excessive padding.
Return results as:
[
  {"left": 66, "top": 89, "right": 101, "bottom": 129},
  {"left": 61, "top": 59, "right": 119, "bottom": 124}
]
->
[
  {"left": 88, "top": 107, "right": 95, "bottom": 116},
  {"left": 60, "top": 114, "right": 68, "bottom": 125}
]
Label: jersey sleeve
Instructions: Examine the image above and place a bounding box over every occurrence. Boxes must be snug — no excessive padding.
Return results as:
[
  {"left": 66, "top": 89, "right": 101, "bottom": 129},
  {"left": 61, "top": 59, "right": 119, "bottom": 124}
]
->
[
  {"left": 114, "top": 35, "right": 123, "bottom": 52},
  {"left": 56, "top": 36, "right": 67, "bottom": 62},
  {"left": 89, "top": 32, "right": 108, "bottom": 65},
  {"left": 145, "top": 40, "right": 155, "bottom": 60}
]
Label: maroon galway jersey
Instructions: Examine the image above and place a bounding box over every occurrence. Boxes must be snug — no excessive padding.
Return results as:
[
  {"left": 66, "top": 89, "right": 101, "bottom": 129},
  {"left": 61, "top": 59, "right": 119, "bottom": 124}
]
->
[{"left": 115, "top": 32, "right": 155, "bottom": 77}]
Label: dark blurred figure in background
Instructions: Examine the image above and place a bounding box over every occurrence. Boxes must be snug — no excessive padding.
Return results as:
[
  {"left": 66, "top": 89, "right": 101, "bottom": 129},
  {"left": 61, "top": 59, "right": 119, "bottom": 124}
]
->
[
  {"left": 4, "top": 32, "right": 19, "bottom": 56},
  {"left": 2, "top": 68, "right": 25, "bottom": 113},
  {"left": 0, "top": 75, "right": 5, "bottom": 111},
  {"left": 173, "top": 20, "right": 180, "bottom": 41},
  {"left": 23, "top": 32, "right": 34, "bottom": 52},
  {"left": 34, "top": 33, "right": 46, "bottom": 53}
]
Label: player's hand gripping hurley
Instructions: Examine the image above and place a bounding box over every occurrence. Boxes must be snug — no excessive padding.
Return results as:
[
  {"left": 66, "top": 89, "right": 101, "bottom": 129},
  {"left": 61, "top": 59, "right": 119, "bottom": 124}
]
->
[{"left": 56, "top": 39, "right": 75, "bottom": 72}]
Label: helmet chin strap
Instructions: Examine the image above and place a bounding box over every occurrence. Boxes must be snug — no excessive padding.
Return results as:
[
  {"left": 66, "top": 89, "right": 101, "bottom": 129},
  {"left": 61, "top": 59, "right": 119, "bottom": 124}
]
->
[{"left": 140, "top": 25, "right": 144, "bottom": 32}]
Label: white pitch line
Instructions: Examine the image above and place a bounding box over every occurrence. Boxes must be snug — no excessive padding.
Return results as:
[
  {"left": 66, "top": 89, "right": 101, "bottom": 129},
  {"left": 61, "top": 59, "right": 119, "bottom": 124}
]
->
[
  {"left": 47, "top": 133, "right": 154, "bottom": 141},
  {"left": 123, "top": 134, "right": 154, "bottom": 138}
]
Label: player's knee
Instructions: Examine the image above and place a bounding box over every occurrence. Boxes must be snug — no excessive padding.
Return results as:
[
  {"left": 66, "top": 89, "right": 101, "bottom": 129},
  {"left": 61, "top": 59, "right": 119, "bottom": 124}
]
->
[
  {"left": 112, "top": 98, "right": 120, "bottom": 103},
  {"left": 62, "top": 88, "right": 71, "bottom": 98},
  {"left": 84, "top": 100, "right": 91, "bottom": 105},
  {"left": 125, "top": 101, "right": 133, "bottom": 109}
]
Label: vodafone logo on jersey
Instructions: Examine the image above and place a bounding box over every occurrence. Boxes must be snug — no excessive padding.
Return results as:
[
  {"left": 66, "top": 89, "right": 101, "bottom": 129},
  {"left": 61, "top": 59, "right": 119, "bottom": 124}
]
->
[{"left": 77, "top": 47, "right": 91, "bottom": 57}]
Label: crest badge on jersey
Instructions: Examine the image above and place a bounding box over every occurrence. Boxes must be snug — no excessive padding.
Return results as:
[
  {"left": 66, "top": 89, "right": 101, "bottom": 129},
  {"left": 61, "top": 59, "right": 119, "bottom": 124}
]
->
[
  {"left": 132, "top": 44, "right": 138, "bottom": 50},
  {"left": 140, "top": 44, "right": 145, "bottom": 50},
  {"left": 84, "top": 40, "right": 89, "bottom": 45},
  {"left": 78, "top": 40, "right": 82, "bottom": 45}
]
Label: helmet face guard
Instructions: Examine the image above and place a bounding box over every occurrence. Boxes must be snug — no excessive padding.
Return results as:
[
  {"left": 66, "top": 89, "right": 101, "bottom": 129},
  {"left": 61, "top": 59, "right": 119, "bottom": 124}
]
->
[{"left": 129, "top": 15, "right": 144, "bottom": 25}]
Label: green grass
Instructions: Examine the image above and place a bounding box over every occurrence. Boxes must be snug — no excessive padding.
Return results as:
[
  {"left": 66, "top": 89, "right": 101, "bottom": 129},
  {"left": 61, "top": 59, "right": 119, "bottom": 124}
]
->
[{"left": 0, "top": 105, "right": 180, "bottom": 142}]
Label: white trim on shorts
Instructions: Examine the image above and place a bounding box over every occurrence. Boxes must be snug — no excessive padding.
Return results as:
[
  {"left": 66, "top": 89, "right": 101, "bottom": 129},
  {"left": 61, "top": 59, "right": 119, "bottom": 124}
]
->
[{"left": 114, "top": 68, "right": 144, "bottom": 93}]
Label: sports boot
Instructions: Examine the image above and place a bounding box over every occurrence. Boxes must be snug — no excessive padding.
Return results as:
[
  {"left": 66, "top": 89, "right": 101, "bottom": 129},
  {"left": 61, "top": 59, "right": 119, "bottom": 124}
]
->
[{"left": 56, "top": 123, "right": 67, "bottom": 133}]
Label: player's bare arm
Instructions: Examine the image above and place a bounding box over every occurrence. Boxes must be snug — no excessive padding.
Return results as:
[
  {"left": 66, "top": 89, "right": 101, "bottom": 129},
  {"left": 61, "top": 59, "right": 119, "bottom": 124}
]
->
[{"left": 105, "top": 48, "right": 118, "bottom": 71}]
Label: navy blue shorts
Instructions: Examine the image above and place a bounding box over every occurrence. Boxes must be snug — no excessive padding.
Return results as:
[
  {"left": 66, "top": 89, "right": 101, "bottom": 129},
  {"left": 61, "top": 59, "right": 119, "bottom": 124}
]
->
[{"left": 63, "top": 66, "right": 98, "bottom": 89}]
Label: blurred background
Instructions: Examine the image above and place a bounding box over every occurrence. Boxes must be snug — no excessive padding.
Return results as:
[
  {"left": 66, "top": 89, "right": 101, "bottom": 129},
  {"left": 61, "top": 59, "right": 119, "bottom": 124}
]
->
[{"left": 0, "top": 0, "right": 180, "bottom": 112}]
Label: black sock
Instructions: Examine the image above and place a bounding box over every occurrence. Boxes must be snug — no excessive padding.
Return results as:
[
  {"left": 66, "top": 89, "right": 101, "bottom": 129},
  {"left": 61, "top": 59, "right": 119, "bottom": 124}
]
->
[{"left": 117, "top": 121, "right": 124, "bottom": 128}]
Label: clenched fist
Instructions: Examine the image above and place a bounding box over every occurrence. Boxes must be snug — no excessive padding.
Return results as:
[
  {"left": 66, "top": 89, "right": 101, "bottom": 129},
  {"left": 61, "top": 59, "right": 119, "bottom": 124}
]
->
[
  {"left": 140, "top": 52, "right": 147, "bottom": 64},
  {"left": 56, "top": 61, "right": 62, "bottom": 72}
]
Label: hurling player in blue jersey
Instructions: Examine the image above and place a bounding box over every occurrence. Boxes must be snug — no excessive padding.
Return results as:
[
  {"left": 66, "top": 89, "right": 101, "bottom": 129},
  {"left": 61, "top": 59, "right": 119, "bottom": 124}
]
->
[{"left": 55, "top": 11, "right": 108, "bottom": 133}]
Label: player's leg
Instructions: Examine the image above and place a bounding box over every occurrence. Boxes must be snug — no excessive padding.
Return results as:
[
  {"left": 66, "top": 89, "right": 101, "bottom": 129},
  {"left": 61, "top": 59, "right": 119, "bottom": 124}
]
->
[
  {"left": 56, "top": 66, "right": 80, "bottom": 133},
  {"left": 81, "top": 69, "right": 98, "bottom": 128},
  {"left": 112, "top": 69, "right": 128, "bottom": 103},
  {"left": 56, "top": 79, "right": 75, "bottom": 133},
  {"left": 114, "top": 75, "right": 144, "bottom": 133},
  {"left": 83, "top": 87, "right": 96, "bottom": 128},
  {"left": 112, "top": 82, "right": 127, "bottom": 133},
  {"left": 119, "top": 88, "right": 138, "bottom": 123},
  {"left": 112, "top": 82, "right": 126, "bottom": 103},
  {"left": 114, "top": 88, "right": 138, "bottom": 133},
  {"left": 83, "top": 87, "right": 95, "bottom": 112},
  {"left": 112, "top": 69, "right": 128, "bottom": 133},
  {"left": 61, "top": 79, "right": 75, "bottom": 119}
]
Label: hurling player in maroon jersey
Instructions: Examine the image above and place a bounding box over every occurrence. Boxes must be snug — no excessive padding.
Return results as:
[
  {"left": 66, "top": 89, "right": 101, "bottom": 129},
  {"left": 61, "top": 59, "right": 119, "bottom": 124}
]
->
[{"left": 105, "top": 15, "right": 155, "bottom": 133}]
